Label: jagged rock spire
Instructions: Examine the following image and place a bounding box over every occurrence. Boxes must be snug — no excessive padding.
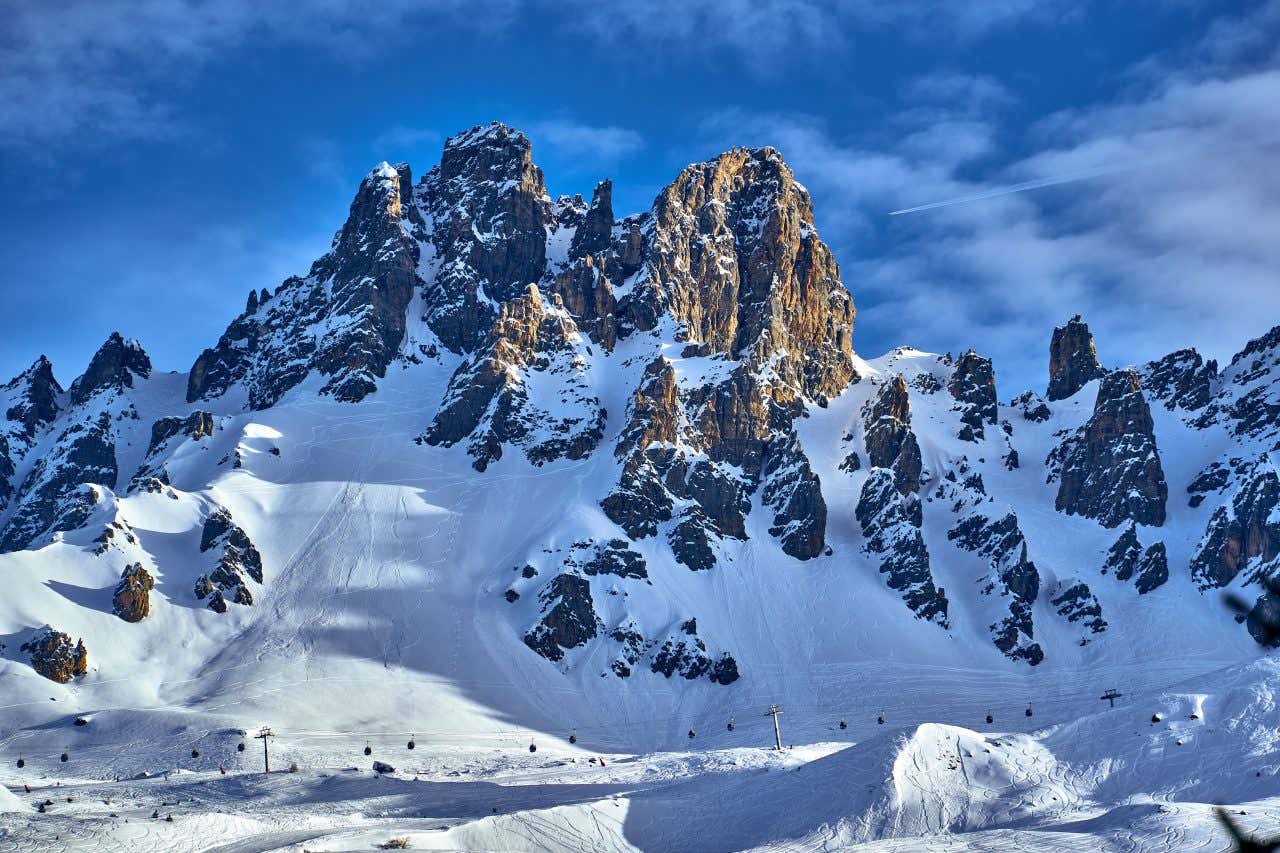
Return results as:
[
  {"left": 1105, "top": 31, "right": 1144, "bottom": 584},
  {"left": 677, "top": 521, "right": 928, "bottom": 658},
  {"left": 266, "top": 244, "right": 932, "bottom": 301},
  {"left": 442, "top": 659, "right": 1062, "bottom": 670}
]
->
[
  {"left": 1047, "top": 315, "right": 1105, "bottom": 401},
  {"left": 424, "top": 122, "right": 555, "bottom": 351},
  {"left": 2, "top": 355, "right": 63, "bottom": 437},
  {"left": 631, "top": 146, "right": 855, "bottom": 402},
  {"left": 570, "top": 179, "right": 614, "bottom": 259},
  {"left": 1053, "top": 368, "right": 1168, "bottom": 527},
  {"left": 69, "top": 332, "right": 150, "bottom": 406},
  {"left": 865, "top": 375, "right": 922, "bottom": 495},
  {"left": 188, "top": 160, "right": 421, "bottom": 408},
  {"left": 948, "top": 349, "right": 997, "bottom": 441}
]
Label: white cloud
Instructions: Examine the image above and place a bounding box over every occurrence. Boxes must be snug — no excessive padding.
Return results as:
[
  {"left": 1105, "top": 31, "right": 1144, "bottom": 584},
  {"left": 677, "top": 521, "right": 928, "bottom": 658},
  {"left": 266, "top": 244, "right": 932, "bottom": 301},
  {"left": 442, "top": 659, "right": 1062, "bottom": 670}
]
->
[
  {"left": 0, "top": 0, "right": 515, "bottom": 150},
  {"left": 524, "top": 119, "right": 645, "bottom": 168},
  {"left": 557, "top": 0, "right": 1076, "bottom": 58},
  {"left": 696, "top": 24, "right": 1280, "bottom": 395}
]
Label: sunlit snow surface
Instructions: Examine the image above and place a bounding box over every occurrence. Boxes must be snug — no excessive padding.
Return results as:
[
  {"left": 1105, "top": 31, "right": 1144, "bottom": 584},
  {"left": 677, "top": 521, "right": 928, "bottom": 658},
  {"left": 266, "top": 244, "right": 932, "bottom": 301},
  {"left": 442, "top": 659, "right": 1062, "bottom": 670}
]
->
[{"left": 1, "top": 345, "right": 1277, "bottom": 851}]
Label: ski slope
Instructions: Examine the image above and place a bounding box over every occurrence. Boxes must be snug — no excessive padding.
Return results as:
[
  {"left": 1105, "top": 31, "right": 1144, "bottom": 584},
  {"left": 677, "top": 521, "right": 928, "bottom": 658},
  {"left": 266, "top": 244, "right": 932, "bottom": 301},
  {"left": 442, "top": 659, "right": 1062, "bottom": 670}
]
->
[{"left": 1, "top": 343, "right": 1276, "bottom": 850}]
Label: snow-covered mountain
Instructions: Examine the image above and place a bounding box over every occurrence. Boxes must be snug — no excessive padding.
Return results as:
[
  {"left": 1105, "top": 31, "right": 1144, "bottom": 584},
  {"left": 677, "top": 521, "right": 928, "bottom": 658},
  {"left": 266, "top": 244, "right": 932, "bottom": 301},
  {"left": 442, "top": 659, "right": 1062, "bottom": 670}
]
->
[{"left": 2, "top": 122, "right": 1278, "bottom": 849}]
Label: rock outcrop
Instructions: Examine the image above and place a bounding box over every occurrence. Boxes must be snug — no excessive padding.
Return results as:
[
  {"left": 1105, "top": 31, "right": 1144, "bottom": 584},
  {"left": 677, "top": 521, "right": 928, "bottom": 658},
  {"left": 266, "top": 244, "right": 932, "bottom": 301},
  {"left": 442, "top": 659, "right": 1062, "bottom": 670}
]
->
[
  {"left": 948, "top": 350, "right": 997, "bottom": 441},
  {"left": 1011, "top": 390, "right": 1051, "bottom": 423},
  {"left": 194, "top": 508, "right": 263, "bottom": 611},
  {"left": 1047, "top": 315, "right": 1105, "bottom": 401},
  {"left": 422, "top": 123, "right": 556, "bottom": 352},
  {"left": 1050, "top": 580, "right": 1108, "bottom": 639},
  {"left": 1190, "top": 457, "right": 1279, "bottom": 589},
  {"left": 1052, "top": 369, "right": 1167, "bottom": 528},
  {"left": 68, "top": 333, "right": 151, "bottom": 407},
  {"left": 130, "top": 411, "right": 216, "bottom": 489},
  {"left": 189, "top": 161, "right": 424, "bottom": 407},
  {"left": 1141, "top": 348, "right": 1216, "bottom": 413},
  {"left": 112, "top": 562, "right": 155, "bottom": 622},
  {"left": 864, "top": 375, "right": 923, "bottom": 495},
  {"left": 857, "top": 469, "right": 948, "bottom": 625},
  {"left": 0, "top": 356, "right": 65, "bottom": 513},
  {"left": 0, "top": 412, "right": 117, "bottom": 552},
  {"left": 1102, "top": 524, "right": 1169, "bottom": 594},
  {"left": 423, "top": 284, "right": 605, "bottom": 471},
  {"left": 21, "top": 628, "right": 88, "bottom": 683},
  {"left": 523, "top": 574, "right": 599, "bottom": 662},
  {"left": 948, "top": 511, "right": 1043, "bottom": 664},
  {"left": 1199, "top": 324, "right": 1280, "bottom": 441},
  {"left": 604, "top": 617, "right": 741, "bottom": 684},
  {"left": 2, "top": 356, "right": 62, "bottom": 440}
]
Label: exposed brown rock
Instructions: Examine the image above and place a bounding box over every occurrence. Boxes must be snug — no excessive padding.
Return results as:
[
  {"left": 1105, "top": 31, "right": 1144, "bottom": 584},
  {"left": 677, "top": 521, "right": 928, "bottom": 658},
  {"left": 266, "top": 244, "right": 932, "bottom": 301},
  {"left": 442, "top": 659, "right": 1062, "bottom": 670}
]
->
[
  {"left": 627, "top": 147, "right": 855, "bottom": 403},
  {"left": 424, "top": 284, "right": 605, "bottom": 471},
  {"left": 1047, "top": 315, "right": 1105, "bottom": 401},
  {"left": 569, "top": 179, "right": 613, "bottom": 259},
  {"left": 864, "top": 375, "right": 922, "bottom": 495},
  {"left": 112, "top": 563, "right": 155, "bottom": 622},
  {"left": 1053, "top": 368, "right": 1167, "bottom": 528},
  {"left": 424, "top": 123, "right": 554, "bottom": 352},
  {"left": 21, "top": 629, "right": 88, "bottom": 683}
]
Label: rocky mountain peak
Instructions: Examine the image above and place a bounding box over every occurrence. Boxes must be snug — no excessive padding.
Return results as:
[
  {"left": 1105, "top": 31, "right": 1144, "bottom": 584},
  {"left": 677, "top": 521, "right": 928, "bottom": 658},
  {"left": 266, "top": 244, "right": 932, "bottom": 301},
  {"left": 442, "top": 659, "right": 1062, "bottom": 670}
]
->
[
  {"left": 188, "top": 158, "right": 422, "bottom": 408},
  {"left": 3, "top": 355, "right": 63, "bottom": 438},
  {"left": 439, "top": 122, "right": 540, "bottom": 187},
  {"left": 637, "top": 146, "right": 855, "bottom": 403},
  {"left": 424, "top": 283, "right": 604, "bottom": 472},
  {"left": 1047, "top": 314, "right": 1105, "bottom": 401},
  {"left": 420, "top": 122, "right": 555, "bottom": 352},
  {"left": 68, "top": 332, "right": 151, "bottom": 407}
]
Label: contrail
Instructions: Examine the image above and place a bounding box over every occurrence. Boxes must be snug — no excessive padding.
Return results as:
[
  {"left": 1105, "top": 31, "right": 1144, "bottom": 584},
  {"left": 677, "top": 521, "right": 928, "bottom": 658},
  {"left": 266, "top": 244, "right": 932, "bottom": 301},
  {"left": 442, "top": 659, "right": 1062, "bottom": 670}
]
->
[{"left": 888, "top": 166, "right": 1123, "bottom": 216}]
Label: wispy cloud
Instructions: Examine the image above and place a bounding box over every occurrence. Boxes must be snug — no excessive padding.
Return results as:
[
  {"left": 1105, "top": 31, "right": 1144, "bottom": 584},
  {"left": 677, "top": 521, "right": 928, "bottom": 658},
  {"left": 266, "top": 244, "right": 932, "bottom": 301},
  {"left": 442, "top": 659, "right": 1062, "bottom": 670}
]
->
[
  {"left": 696, "top": 5, "right": 1280, "bottom": 394},
  {"left": 524, "top": 119, "right": 645, "bottom": 169},
  {"left": 557, "top": 0, "right": 1077, "bottom": 60},
  {"left": 0, "top": 0, "right": 514, "bottom": 151}
]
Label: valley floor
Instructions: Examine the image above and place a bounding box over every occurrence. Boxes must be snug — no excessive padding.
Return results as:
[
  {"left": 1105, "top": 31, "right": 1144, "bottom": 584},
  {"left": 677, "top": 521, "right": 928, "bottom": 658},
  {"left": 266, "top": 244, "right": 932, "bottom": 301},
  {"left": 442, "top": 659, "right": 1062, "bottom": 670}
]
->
[
  {"left": 2, "top": 740, "right": 1276, "bottom": 852},
  {"left": 4, "top": 656, "right": 1278, "bottom": 852}
]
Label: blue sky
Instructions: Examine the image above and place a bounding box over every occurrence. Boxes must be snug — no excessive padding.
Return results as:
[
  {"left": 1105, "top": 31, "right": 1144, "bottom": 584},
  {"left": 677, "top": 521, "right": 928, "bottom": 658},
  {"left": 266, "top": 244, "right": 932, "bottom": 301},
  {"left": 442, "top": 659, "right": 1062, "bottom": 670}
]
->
[{"left": 2, "top": 0, "right": 1278, "bottom": 396}]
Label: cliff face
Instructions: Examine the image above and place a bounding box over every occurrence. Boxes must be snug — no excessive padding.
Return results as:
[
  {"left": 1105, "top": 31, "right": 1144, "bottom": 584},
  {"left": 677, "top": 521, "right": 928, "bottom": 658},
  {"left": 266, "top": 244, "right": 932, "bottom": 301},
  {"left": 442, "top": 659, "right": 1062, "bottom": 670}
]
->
[{"left": 1052, "top": 369, "right": 1168, "bottom": 529}]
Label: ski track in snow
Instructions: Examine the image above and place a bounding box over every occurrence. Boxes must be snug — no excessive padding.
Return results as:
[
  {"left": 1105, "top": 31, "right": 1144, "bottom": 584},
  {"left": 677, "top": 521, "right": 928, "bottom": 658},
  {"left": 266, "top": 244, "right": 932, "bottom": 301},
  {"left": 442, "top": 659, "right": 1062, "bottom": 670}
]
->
[{"left": 2, "top": 357, "right": 1278, "bottom": 850}]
